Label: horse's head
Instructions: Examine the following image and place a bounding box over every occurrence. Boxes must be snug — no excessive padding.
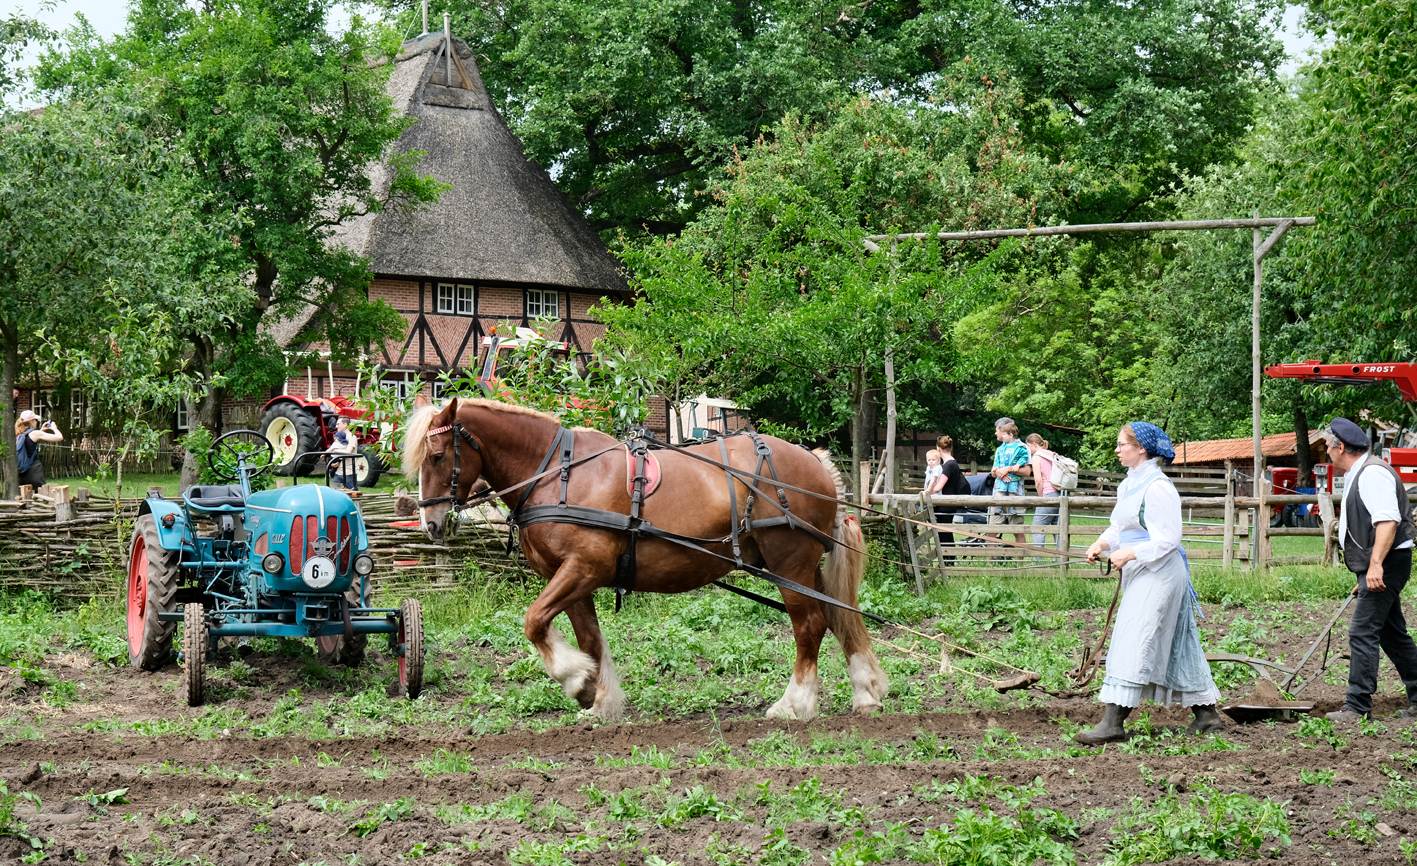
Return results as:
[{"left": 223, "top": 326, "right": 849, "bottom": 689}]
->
[{"left": 404, "top": 395, "right": 484, "bottom": 541}]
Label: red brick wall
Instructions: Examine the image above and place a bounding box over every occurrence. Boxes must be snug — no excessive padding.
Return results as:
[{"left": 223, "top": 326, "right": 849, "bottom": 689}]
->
[{"left": 370, "top": 278, "right": 420, "bottom": 312}]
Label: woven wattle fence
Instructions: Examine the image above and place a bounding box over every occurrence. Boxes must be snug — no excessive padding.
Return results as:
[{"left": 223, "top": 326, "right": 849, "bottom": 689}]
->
[{"left": 0, "top": 491, "right": 532, "bottom": 601}]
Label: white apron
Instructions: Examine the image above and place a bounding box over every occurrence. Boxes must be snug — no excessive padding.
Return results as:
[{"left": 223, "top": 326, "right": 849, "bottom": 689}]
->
[{"left": 1100, "top": 468, "right": 1220, "bottom": 707}]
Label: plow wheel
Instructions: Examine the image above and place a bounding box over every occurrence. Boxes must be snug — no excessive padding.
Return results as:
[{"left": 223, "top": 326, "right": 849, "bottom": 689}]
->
[
  {"left": 127, "top": 515, "right": 179, "bottom": 671},
  {"left": 182, "top": 603, "right": 207, "bottom": 707},
  {"left": 398, "top": 598, "right": 424, "bottom": 699},
  {"left": 316, "top": 588, "right": 368, "bottom": 667}
]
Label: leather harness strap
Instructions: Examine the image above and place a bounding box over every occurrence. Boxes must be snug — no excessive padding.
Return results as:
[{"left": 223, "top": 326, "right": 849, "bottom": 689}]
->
[
  {"left": 420, "top": 423, "right": 883, "bottom": 623},
  {"left": 719, "top": 436, "right": 743, "bottom": 566}
]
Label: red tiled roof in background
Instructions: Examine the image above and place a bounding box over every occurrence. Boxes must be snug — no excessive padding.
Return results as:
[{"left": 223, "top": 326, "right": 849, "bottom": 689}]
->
[{"left": 1172, "top": 430, "right": 1328, "bottom": 465}]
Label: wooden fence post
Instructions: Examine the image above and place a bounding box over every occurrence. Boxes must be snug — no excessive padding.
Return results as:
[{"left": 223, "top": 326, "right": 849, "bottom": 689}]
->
[
  {"left": 1057, "top": 493, "right": 1070, "bottom": 569},
  {"left": 1255, "top": 464, "right": 1270, "bottom": 570},
  {"left": 858, "top": 462, "right": 871, "bottom": 516},
  {"left": 53, "top": 486, "right": 72, "bottom": 523},
  {"left": 1222, "top": 460, "right": 1236, "bottom": 569},
  {"left": 1239, "top": 506, "right": 1251, "bottom": 563},
  {"left": 1316, "top": 465, "right": 1337, "bottom": 566}
]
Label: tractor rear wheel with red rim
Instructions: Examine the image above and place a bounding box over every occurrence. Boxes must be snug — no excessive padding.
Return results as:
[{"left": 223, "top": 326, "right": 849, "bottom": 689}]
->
[
  {"left": 127, "top": 514, "right": 179, "bottom": 670},
  {"left": 398, "top": 598, "right": 424, "bottom": 699}
]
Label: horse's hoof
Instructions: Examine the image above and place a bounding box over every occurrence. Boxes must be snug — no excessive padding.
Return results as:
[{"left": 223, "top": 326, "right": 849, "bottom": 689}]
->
[
  {"left": 573, "top": 677, "right": 598, "bottom": 709},
  {"left": 853, "top": 701, "right": 883, "bottom": 716}
]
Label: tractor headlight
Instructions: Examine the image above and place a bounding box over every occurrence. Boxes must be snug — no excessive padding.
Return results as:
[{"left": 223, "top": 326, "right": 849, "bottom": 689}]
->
[
  {"left": 353, "top": 554, "right": 374, "bottom": 576},
  {"left": 261, "top": 553, "right": 285, "bottom": 574}
]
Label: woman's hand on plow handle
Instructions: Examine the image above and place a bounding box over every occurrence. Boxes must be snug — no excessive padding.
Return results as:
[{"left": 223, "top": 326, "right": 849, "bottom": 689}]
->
[{"left": 1086, "top": 541, "right": 1136, "bottom": 572}]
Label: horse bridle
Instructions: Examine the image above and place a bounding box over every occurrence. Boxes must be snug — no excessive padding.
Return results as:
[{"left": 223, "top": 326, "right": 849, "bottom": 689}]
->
[{"left": 415, "top": 420, "right": 483, "bottom": 509}]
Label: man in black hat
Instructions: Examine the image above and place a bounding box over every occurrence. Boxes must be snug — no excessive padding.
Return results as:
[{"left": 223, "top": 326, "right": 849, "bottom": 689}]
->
[{"left": 1325, "top": 417, "right": 1417, "bottom": 722}]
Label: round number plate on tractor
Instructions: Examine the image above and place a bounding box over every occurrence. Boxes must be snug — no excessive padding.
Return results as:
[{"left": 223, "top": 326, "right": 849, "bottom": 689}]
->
[{"left": 302, "top": 556, "right": 337, "bottom": 589}]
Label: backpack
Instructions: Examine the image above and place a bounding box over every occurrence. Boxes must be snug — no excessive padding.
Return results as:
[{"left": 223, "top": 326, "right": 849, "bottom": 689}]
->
[
  {"left": 1040, "top": 449, "right": 1079, "bottom": 490},
  {"left": 15, "top": 433, "right": 35, "bottom": 475}
]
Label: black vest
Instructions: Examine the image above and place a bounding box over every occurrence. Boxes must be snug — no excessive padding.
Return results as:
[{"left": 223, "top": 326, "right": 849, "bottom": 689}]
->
[{"left": 1342, "top": 456, "right": 1417, "bottom": 573}]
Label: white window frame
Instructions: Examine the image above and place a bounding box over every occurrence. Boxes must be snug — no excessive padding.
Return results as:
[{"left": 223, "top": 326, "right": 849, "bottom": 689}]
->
[
  {"left": 526, "top": 289, "right": 559, "bottom": 319},
  {"left": 176, "top": 401, "right": 190, "bottom": 431},
  {"left": 432, "top": 380, "right": 453, "bottom": 401},
  {"left": 71, "top": 389, "right": 88, "bottom": 425},
  {"left": 436, "top": 283, "right": 455, "bottom": 314},
  {"left": 33, "top": 390, "right": 55, "bottom": 418},
  {"left": 456, "top": 284, "right": 475, "bottom": 315},
  {"left": 380, "top": 372, "right": 419, "bottom": 401}
]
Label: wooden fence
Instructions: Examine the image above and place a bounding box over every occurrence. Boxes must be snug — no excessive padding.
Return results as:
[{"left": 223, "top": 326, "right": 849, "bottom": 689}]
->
[
  {"left": 0, "top": 466, "right": 1345, "bottom": 603},
  {"left": 866, "top": 485, "right": 1340, "bottom": 591},
  {"left": 0, "top": 489, "right": 529, "bottom": 602}
]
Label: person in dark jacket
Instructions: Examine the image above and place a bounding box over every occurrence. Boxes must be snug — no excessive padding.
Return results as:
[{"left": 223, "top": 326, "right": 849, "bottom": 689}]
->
[
  {"left": 1324, "top": 417, "right": 1417, "bottom": 722},
  {"left": 928, "top": 435, "right": 971, "bottom": 562}
]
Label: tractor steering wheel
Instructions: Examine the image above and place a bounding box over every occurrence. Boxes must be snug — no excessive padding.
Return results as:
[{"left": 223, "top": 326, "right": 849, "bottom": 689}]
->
[{"left": 208, "top": 429, "right": 277, "bottom": 483}]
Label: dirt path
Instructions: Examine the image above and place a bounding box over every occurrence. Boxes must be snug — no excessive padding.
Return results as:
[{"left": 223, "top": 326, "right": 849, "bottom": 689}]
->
[{"left": 4, "top": 596, "right": 1416, "bottom": 864}]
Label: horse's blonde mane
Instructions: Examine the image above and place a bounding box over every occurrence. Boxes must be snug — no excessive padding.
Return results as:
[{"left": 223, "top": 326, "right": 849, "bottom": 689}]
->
[
  {"left": 401, "top": 397, "right": 563, "bottom": 480},
  {"left": 401, "top": 401, "right": 441, "bottom": 480}
]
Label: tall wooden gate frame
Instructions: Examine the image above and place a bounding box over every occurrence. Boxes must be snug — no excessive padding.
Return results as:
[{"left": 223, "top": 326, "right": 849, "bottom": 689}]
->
[{"left": 865, "top": 216, "right": 1315, "bottom": 581}]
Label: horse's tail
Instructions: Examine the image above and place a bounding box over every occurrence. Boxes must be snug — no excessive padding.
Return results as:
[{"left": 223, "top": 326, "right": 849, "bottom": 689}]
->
[
  {"left": 812, "top": 448, "right": 888, "bottom": 711},
  {"left": 811, "top": 449, "right": 870, "bottom": 649}
]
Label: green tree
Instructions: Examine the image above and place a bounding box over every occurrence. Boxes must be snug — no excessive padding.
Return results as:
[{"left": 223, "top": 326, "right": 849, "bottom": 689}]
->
[
  {"left": 607, "top": 87, "right": 1073, "bottom": 471},
  {"left": 412, "top": 0, "right": 1282, "bottom": 235},
  {"left": 0, "top": 4, "right": 54, "bottom": 95},
  {"left": 0, "top": 93, "right": 241, "bottom": 496},
  {"left": 1285, "top": 0, "right": 1417, "bottom": 368},
  {"left": 38, "top": 0, "right": 445, "bottom": 440}
]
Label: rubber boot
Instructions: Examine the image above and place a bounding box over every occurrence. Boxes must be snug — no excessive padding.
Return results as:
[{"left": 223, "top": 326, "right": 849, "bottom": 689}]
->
[
  {"left": 1073, "top": 703, "right": 1133, "bottom": 745},
  {"left": 1185, "top": 704, "right": 1223, "bottom": 735}
]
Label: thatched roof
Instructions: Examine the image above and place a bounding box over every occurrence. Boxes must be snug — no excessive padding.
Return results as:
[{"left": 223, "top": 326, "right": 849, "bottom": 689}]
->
[{"left": 331, "top": 31, "right": 628, "bottom": 295}]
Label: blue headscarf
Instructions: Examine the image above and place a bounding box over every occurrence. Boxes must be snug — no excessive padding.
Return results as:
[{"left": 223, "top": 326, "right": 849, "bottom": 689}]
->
[{"left": 1129, "top": 421, "right": 1175, "bottom": 462}]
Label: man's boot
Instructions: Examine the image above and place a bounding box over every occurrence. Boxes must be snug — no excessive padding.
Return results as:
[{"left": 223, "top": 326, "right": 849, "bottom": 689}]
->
[
  {"left": 1185, "top": 704, "right": 1223, "bottom": 735},
  {"left": 1073, "top": 703, "right": 1133, "bottom": 745}
]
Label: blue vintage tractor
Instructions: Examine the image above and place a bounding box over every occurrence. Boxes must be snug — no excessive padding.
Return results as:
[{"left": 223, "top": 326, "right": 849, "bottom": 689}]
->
[{"left": 125, "top": 430, "right": 424, "bottom": 706}]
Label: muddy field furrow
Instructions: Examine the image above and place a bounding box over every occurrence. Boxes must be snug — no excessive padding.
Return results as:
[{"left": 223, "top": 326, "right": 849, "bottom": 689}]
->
[{"left": 6, "top": 593, "right": 1416, "bottom": 864}]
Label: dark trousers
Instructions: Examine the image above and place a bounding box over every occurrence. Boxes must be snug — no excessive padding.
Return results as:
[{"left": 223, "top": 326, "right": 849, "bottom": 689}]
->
[
  {"left": 1346, "top": 547, "right": 1417, "bottom": 715},
  {"left": 934, "top": 506, "right": 957, "bottom": 563}
]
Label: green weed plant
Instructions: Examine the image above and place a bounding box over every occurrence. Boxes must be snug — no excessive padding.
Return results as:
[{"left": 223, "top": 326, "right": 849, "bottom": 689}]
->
[{"left": 1106, "top": 786, "right": 1291, "bottom": 863}]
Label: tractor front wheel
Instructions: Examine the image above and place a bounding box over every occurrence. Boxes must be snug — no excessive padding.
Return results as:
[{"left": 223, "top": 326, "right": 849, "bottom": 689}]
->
[
  {"left": 398, "top": 599, "right": 424, "bottom": 699},
  {"left": 316, "top": 587, "right": 368, "bottom": 667},
  {"left": 182, "top": 603, "right": 207, "bottom": 707},
  {"left": 261, "top": 402, "right": 323, "bottom": 476},
  {"left": 127, "top": 515, "right": 180, "bottom": 671}
]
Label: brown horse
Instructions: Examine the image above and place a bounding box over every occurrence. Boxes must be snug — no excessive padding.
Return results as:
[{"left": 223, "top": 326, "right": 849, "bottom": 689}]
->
[{"left": 403, "top": 395, "right": 888, "bottom": 722}]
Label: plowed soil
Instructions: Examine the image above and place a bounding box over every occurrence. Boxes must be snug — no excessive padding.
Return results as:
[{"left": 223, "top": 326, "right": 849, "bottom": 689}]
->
[{"left": 5, "top": 599, "right": 1417, "bottom": 865}]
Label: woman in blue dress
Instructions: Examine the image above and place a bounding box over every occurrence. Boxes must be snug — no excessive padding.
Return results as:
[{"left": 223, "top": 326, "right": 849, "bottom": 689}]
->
[{"left": 1075, "top": 422, "right": 1223, "bottom": 745}]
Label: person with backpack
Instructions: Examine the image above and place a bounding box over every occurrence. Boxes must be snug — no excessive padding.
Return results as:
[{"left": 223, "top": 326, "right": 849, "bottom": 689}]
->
[
  {"left": 14, "top": 409, "right": 63, "bottom": 489},
  {"left": 1025, "top": 434, "right": 1061, "bottom": 548}
]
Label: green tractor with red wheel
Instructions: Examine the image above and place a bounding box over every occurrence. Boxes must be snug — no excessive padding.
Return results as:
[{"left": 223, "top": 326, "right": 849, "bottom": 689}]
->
[
  {"left": 125, "top": 430, "right": 425, "bottom": 705},
  {"left": 258, "top": 395, "right": 386, "bottom": 487}
]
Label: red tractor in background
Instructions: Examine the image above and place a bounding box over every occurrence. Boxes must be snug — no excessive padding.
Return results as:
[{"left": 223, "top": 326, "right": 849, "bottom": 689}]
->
[
  {"left": 258, "top": 395, "right": 386, "bottom": 487},
  {"left": 1265, "top": 360, "right": 1417, "bottom": 492},
  {"left": 256, "top": 330, "right": 578, "bottom": 487}
]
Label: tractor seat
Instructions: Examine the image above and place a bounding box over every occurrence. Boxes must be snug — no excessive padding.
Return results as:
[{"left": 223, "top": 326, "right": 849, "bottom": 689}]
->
[{"left": 185, "top": 484, "right": 246, "bottom": 509}]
